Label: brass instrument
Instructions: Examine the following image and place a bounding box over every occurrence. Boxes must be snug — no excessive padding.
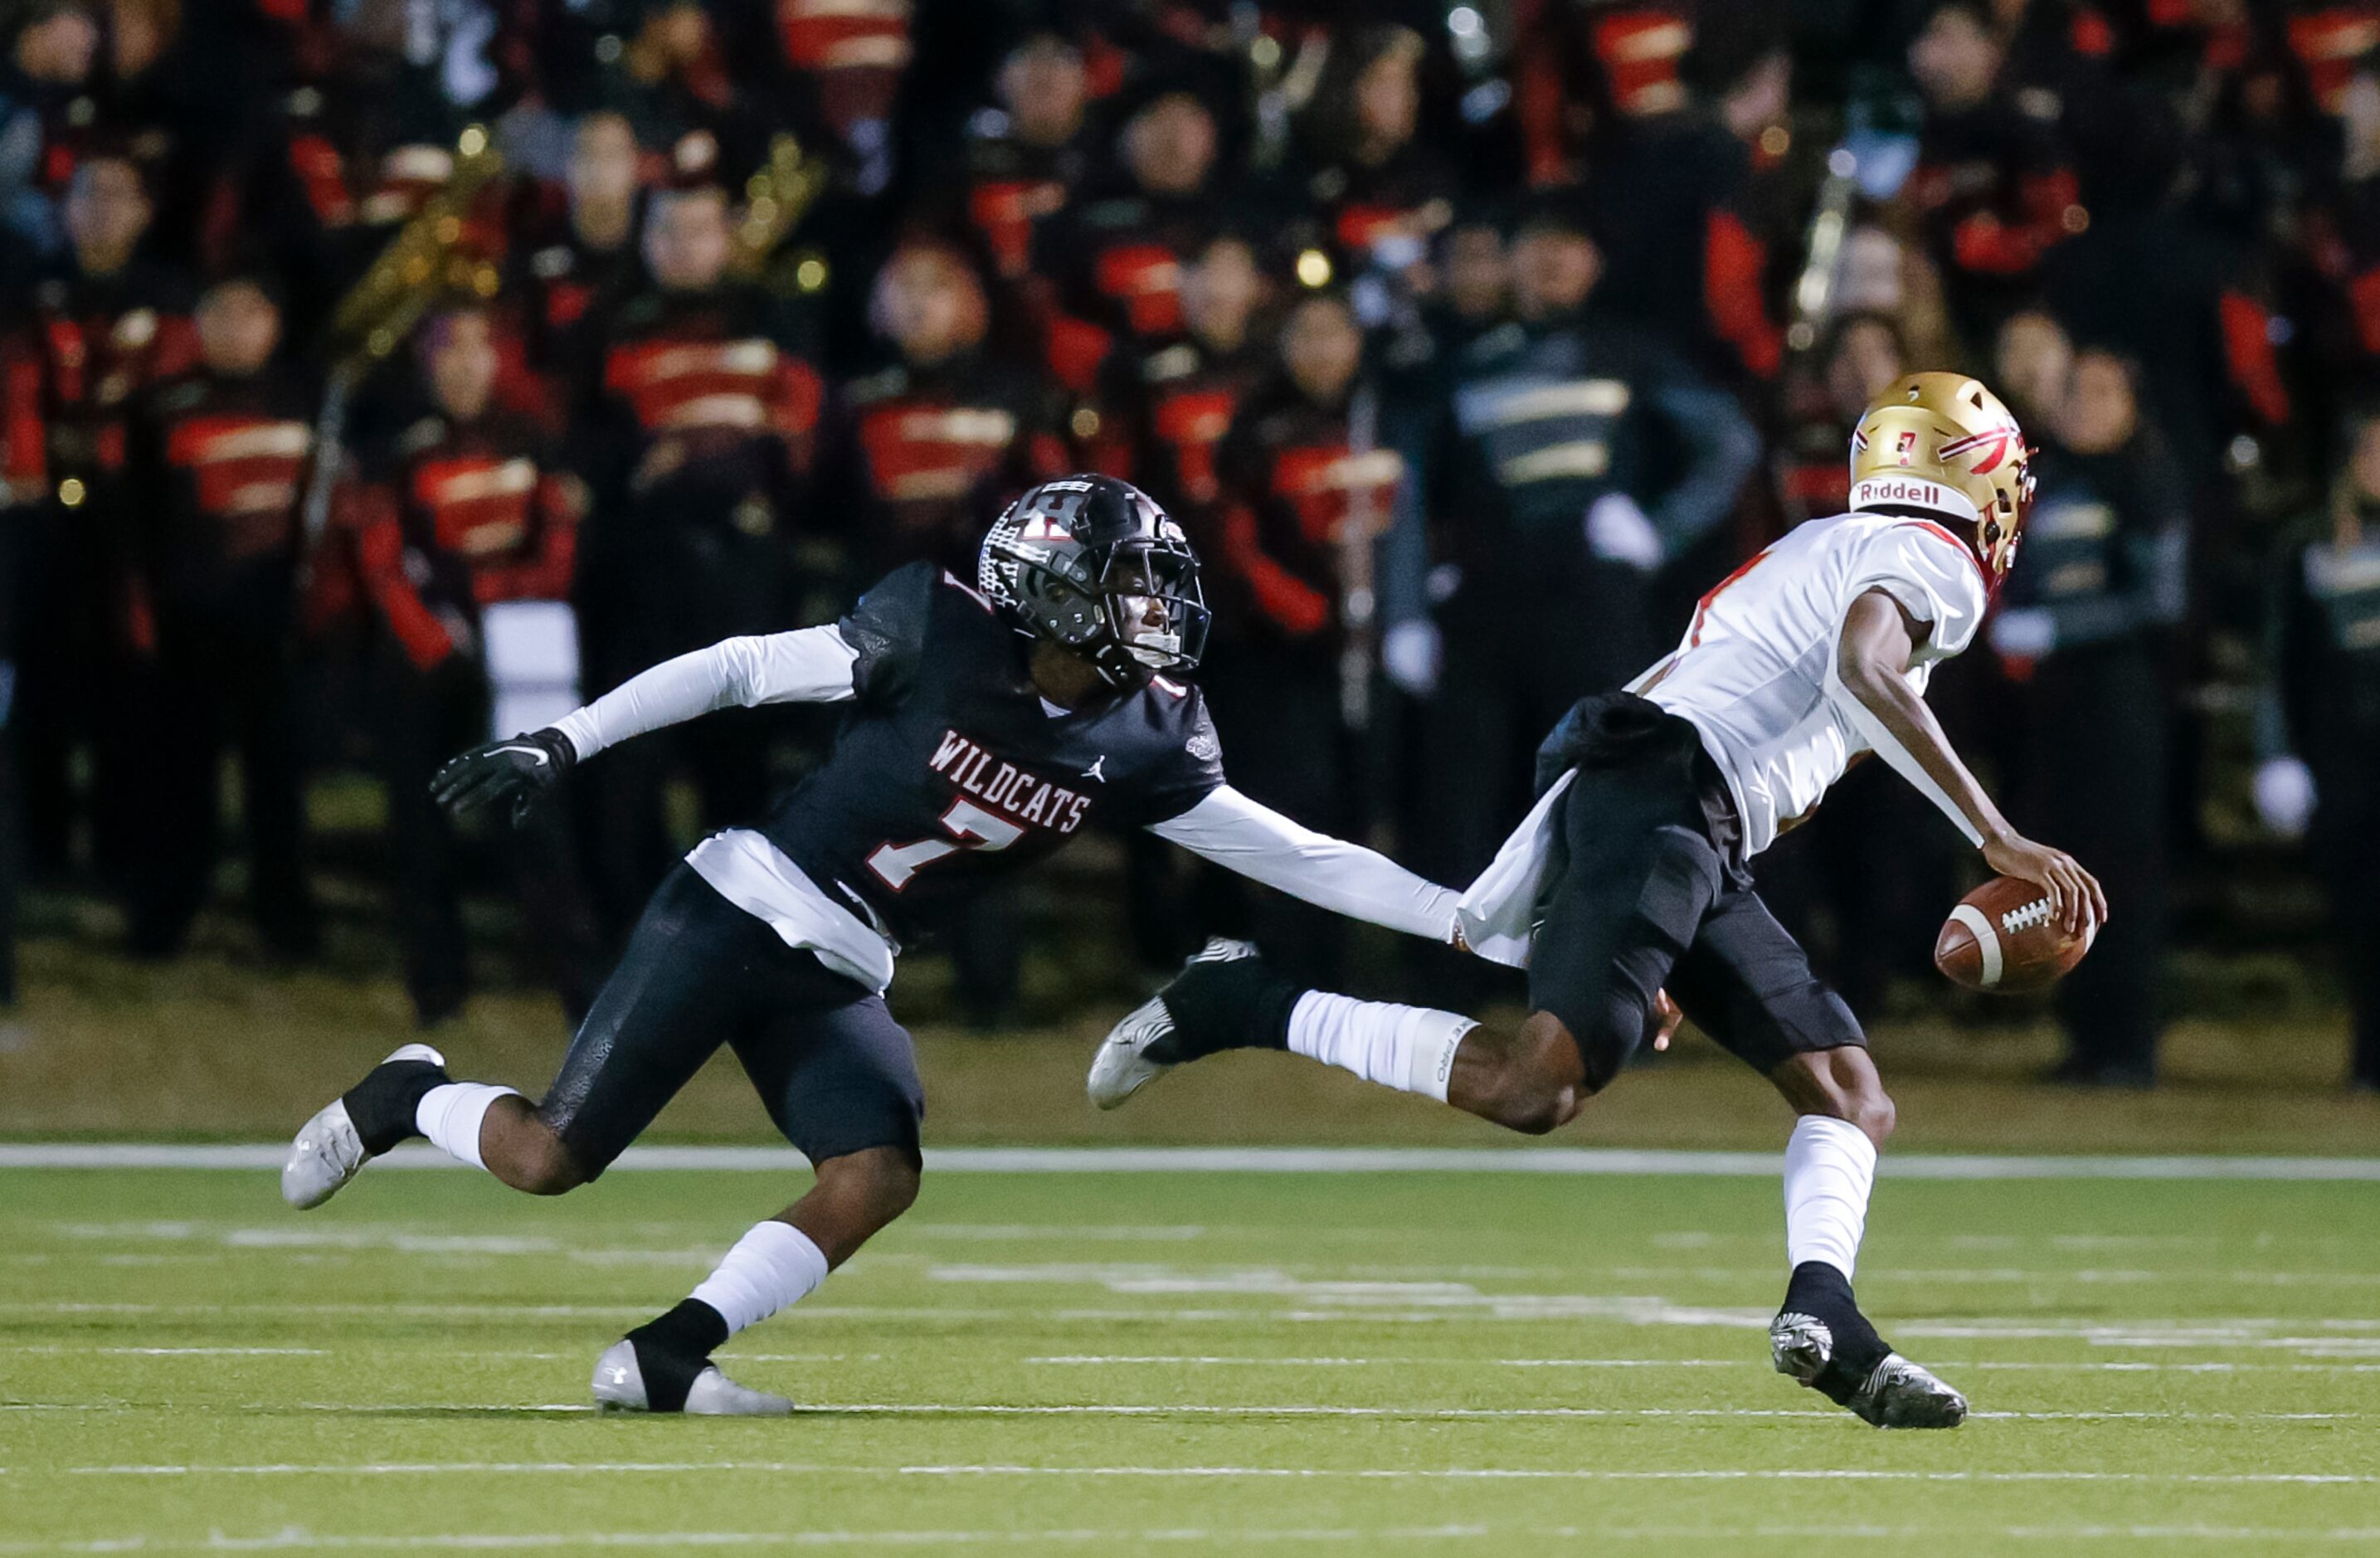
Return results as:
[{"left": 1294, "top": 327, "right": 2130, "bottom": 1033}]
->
[
  {"left": 299, "top": 125, "right": 506, "bottom": 586},
  {"left": 731, "top": 134, "right": 827, "bottom": 282}
]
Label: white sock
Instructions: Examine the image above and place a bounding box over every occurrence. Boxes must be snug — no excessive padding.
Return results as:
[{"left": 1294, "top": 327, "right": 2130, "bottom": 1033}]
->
[
  {"left": 689, "top": 1220, "right": 831, "bottom": 1336},
  {"left": 414, "top": 1083, "right": 522, "bottom": 1171},
  {"left": 1783, "top": 1114, "right": 1877, "bottom": 1281},
  {"left": 1287, "top": 990, "right": 1476, "bottom": 1103}
]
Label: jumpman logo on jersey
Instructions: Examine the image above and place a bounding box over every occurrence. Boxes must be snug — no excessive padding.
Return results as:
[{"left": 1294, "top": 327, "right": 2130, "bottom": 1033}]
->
[{"left": 1081, "top": 756, "right": 1107, "bottom": 783}]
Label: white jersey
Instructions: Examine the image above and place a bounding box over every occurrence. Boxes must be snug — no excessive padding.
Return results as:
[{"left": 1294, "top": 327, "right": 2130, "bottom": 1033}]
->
[
  {"left": 1456, "top": 511, "right": 1988, "bottom": 966},
  {"left": 1632, "top": 511, "right": 1989, "bottom": 857}
]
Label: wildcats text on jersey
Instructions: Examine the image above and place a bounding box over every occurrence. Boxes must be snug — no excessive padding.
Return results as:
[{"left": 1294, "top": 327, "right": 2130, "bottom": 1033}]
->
[{"left": 927, "top": 729, "right": 1095, "bottom": 834}]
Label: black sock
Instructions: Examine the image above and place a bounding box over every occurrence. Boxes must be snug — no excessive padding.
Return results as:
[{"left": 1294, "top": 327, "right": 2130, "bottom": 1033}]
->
[
  {"left": 625, "top": 1299, "right": 732, "bottom": 1412},
  {"left": 1782, "top": 1260, "right": 1891, "bottom": 1401},
  {"left": 340, "top": 1056, "right": 452, "bottom": 1156},
  {"left": 1146, "top": 955, "right": 1307, "bottom": 1064}
]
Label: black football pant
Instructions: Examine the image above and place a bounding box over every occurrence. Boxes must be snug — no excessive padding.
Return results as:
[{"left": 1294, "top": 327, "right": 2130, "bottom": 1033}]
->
[
  {"left": 541, "top": 864, "right": 923, "bottom": 1175},
  {"left": 125, "top": 620, "right": 317, "bottom": 958},
  {"left": 2010, "top": 640, "right": 2166, "bottom": 1081},
  {"left": 378, "top": 651, "right": 609, "bottom": 1028},
  {"left": 1527, "top": 694, "right": 1866, "bottom": 1088}
]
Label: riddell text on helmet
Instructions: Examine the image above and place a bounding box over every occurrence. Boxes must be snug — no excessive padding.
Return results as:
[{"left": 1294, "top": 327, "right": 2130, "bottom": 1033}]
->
[{"left": 1849, "top": 475, "right": 1977, "bottom": 520}]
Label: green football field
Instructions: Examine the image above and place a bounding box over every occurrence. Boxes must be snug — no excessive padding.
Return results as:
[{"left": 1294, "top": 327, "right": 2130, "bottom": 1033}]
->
[{"left": 3, "top": 1159, "right": 2378, "bottom": 1556}]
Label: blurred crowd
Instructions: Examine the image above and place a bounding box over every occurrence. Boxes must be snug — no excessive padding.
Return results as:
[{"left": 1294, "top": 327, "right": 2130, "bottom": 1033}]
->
[{"left": 2, "top": 0, "right": 2377, "bottom": 1089}]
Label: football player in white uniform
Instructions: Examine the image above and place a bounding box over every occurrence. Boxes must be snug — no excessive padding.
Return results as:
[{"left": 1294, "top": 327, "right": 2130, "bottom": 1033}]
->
[{"left": 1092, "top": 373, "right": 2107, "bottom": 1429}]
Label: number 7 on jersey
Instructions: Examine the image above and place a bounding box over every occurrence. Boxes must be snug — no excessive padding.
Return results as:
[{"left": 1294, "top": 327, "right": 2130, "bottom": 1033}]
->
[{"left": 865, "top": 799, "right": 1026, "bottom": 890}]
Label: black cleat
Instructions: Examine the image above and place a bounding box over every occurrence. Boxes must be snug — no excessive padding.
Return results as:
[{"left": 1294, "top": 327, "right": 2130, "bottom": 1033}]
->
[
  {"left": 1771, "top": 1310, "right": 1967, "bottom": 1428},
  {"left": 1088, "top": 938, "right": 1261, "bottom": 1109}
]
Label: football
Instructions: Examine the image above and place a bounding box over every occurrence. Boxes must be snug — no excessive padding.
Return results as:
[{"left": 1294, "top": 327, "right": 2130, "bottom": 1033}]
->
[{"left": 1933, "top": 874, "right": 2097, "bottom": 994}]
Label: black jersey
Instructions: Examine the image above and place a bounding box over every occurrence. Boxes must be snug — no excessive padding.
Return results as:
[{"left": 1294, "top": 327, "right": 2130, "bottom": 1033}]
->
[{"left": 758, "top": 562, "right": 1225, "bottom": 947}]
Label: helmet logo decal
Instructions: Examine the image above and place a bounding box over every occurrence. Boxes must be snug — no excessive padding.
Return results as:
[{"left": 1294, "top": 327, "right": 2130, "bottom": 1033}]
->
[
  {"left": 1939, "top": 424, "right": 2019, "bottom": 475},
  {"left": 1895, "top": 430, "right": 1918, "bottom": 466}
]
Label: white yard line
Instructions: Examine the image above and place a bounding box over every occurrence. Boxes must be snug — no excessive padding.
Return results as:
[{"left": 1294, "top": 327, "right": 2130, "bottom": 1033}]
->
[
  {"left": 18, "top": 1300, "right": 2380, "bottom": 1354},
  {"left": 11, "top": 1526, "right": 2380, "bottom": 1553},
  {"left": 1028, "top": 1354, "right": 2380, "bottom": 1373},
  {"left": 37, "top": 1463, "right": 2380, "bottom": 1483},
  {"left": 7, "top": 1144, "right": 2380, "bottom": 1179},
  {"left": 37, "top": 1344, "right": 2378, "bottom": 1374},
  {"left": 11, "top": 1400, "right": 2363, "bottom": 1424}
]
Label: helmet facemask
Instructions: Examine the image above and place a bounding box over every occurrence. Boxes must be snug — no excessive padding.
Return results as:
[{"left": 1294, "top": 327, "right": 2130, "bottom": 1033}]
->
[
  {"left": 1976, "top": 449, "right": 2033, "bottom": 587},
  {"left": 1098, "top": 540, "right": 1209, "bottom": 678},
  {"left": 980, "top": 476, "right": 1212, "bottom": 689}
]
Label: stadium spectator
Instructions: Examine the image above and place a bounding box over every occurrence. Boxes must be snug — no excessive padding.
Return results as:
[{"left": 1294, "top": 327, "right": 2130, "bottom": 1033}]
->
[
  {"left": 342, "top": 303, "right": 607, "bottom": 1029},
  {"left": 1275, "top": 24, "right": 1453, "bottom": 290},
  {"left": 121, "top": 270, "right": 317, "bottom": 960},
  {"left": 1390, "top": 197, "right": 1759, "bottom": 894},
  {"left": 14, "top": 150, "right": 196, "bottom": 885},
  {"left": 825, "top": 237, "right": 1067, "bottom": 578},
  {"left": 1778, "top": 311, "right": 1907, "bottom": 528},
  {"left": 1422, "top": 214, "right": 1510, "bottom": 358},
  {"left": 1204, "top": 287, "right": 1395, "bottom": 978},
  {"left": 0, "top": 1, "right": 103, "bottom": 256},
  {"left": 1085, "top": 230, "right": 1268, "bottom": 520},
  {"left": 2261, "top": 406, "right": 2380, "bottom": 1093},
  {"left": 573, "top": 175, "right": 822, "bottom": 924},
  {"left": 963, "top": 29, "right": 1095, "bottom": 285},
  {"left": 606, "top": 3, "right": 771, "bottom": 192},
  {"left": 767, "top": 0, "right": 915, "bottom": 198},
  {"left": 1901, "top": 0, "right": 2082, "bottom": 342},
  {"left": 509, "top": 111, "right": 646, "bottom": 403},
  {"left": 0, "top": 0, "right": 2368, "bottom": 1074},
  {"left": 1997, "top": 348, "right": 2188, "bottom": 1086},
  {"left": 1992, "top": 307, "right": 2076, "bottom": 432},
  {"left": 1574, "top": 31, "right": 1787, "bottom": 387},
  {"left": 1033, "top": 85, "right": 1225, "bottom": 377}
]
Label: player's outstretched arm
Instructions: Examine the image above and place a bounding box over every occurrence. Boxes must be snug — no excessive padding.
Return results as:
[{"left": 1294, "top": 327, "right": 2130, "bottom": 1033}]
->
[
  {"left": 1834, "top": 590, "right": 2108, "bottom": 934},
  {"left": 1146, "top": 786, "right": 1488, "bottom": 953},
  {"left": 431, "top": 627, "right": 862, "bottom": 826}
]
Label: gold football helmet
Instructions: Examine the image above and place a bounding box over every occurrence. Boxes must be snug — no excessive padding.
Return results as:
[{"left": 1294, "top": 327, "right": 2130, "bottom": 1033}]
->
[{"left": 1847, "top": 372, "right": 2033, "bottom": 584}]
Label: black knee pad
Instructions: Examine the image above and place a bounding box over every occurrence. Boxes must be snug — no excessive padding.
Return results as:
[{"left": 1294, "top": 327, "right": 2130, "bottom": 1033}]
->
[
  {"left": 1575, "top": 989, "right": 1648, "bottom": 1094},
  {"left": 1636, "top": 824, "right": 1724, "bottom": 950}
]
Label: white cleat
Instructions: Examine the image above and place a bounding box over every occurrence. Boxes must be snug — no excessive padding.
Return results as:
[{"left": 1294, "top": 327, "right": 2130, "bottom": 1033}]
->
[
  {"left": 1770, "top": 1312, "right": 1967, "bottom": 1429},
  {"left": 1087, "top": 937, "right": 1258, "bottom": 1111},
  {"left": 280, "top": 1043, "right": 445, "bottom": 1210},
  {"left": 591, "top": 1339, "right": 792, "bottom": 1416}
]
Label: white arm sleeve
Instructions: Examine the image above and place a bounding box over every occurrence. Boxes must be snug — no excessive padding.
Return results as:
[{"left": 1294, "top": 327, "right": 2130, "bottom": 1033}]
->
[
  {"left": 550, "top": 626, "right": 860, "bottom": 761},
  {"left": 1148, "top": 786, "right": 1459, "bottom": 942}
]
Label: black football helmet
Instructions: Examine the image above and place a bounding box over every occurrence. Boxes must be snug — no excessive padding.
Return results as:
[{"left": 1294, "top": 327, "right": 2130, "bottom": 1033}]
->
[{"left": 978, "top": 475, "right": 1210, "bottom": 688}]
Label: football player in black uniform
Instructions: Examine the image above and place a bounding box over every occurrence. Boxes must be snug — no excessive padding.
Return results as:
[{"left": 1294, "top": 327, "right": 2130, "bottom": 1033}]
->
[{"left": 279, "top": 475, "right": 1464, "bottom": 1414}]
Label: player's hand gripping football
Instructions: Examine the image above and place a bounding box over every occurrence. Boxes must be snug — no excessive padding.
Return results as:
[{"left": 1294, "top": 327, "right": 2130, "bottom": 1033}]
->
[
  {"left": 1980, "top": 830, "right": 2108, "bottom": 937},
  {"left": 431, "top": 728, "right": 577, "bottom": 827}
]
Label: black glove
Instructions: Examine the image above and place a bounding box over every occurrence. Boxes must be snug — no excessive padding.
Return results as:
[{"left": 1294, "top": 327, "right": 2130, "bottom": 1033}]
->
[{"left": 431, "top": 728, "right": 577, "bottom": 827}]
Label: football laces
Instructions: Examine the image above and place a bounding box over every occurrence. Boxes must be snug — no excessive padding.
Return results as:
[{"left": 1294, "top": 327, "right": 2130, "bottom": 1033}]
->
[{"left": 1999, "top": 898, "right": 2052, "bottom": 933}]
